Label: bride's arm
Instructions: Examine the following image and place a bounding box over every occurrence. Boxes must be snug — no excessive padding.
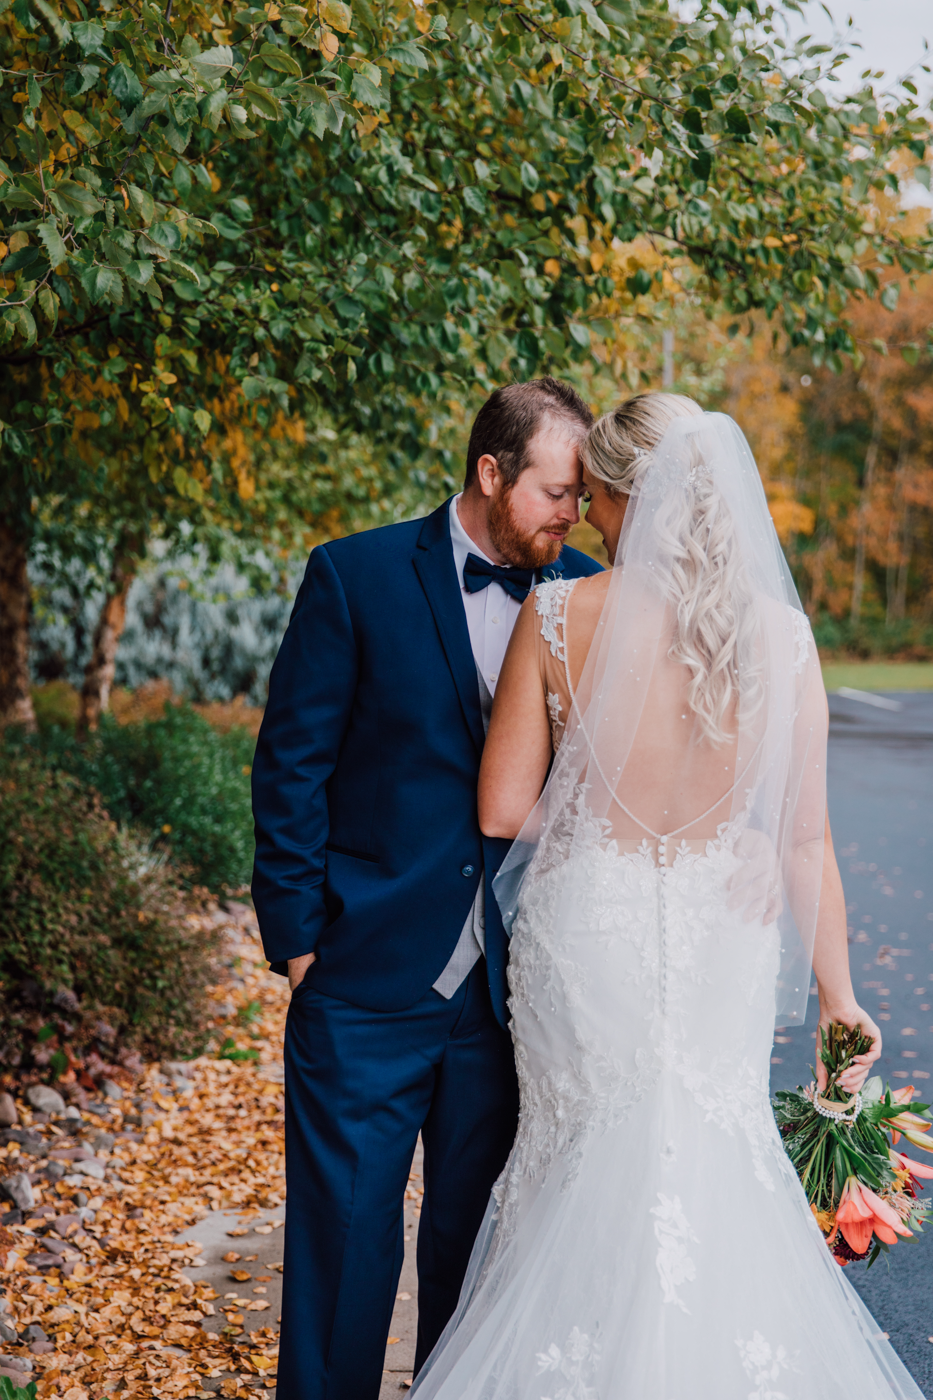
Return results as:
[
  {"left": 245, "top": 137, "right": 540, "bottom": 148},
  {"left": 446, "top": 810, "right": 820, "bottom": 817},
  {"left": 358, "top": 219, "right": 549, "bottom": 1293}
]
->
[
  {"left": 809, "top": 814, "right": 882, "bottom": 1093},
  {"left": 478, "top": 596, "right": 553, "bottom": 839}
]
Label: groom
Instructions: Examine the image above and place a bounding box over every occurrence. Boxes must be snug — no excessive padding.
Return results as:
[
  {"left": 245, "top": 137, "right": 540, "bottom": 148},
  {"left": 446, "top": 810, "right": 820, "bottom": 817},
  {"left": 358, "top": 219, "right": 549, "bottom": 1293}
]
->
[{"left": 251, "top": 377, "right": 602, "bottom": 1400}]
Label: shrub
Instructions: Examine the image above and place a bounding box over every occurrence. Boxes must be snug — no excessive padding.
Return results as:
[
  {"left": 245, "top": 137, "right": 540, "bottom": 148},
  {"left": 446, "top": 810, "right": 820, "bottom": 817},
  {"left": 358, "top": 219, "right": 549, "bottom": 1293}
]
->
[
  {"left": 39, "top": 702, "right": 256, "bottom": 891},
  {"left": 0, "top": 746, "right": 222, "bottom": 1071}
]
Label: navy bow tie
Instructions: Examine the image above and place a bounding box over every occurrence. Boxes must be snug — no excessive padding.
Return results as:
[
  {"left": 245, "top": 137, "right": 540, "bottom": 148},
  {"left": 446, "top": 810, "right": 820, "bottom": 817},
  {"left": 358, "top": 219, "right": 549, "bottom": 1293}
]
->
[{"left": 463, "top": 553, "right": 536, "bottom": 603}]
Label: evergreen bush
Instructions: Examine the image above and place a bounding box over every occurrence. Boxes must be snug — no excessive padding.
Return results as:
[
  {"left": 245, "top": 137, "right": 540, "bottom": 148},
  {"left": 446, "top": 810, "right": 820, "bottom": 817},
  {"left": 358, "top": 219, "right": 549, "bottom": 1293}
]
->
[
  {"left": 0, "top": 746, "right": 222, "bottom": 1071},
  {"left": 39, "top": 704, "right": 256, "bottom": 892}
]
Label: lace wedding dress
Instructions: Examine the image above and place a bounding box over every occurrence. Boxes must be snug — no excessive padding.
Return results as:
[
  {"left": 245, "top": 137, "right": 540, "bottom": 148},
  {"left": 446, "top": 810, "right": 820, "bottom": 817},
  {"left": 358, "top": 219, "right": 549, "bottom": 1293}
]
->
[{"left": 411, "top": 555, "right": 925, "bottom": 1394}]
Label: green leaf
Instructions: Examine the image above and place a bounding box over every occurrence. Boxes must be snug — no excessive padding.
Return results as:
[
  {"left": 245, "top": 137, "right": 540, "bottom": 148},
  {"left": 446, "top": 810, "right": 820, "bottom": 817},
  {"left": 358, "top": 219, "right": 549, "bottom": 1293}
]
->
[
  {"left": 1, "top": 245, "right": 42, "bottom": 274},
  {"left": 767, "top": 103, "right": 795, "bottom": 125},
  {"left": 165, "top": 257, "right": 200, "bottom": 286},
  {"left": 242, "top": 82, "right": 283, "bottom": 121},
  {"left": 80, "top": 264, "right": 122, "bottom": 304},
  {"left": 38, "top": 285, "right": 59, "bottom": 329},
  {"left": 124, "top": 258, "right": 155, "bottom": 286},
  {"left": 147, "top": 220, "right": 181, "bottom": 251},
  {"left": 567, "top": 322, "right": 590, "bottom": 348},
  {"left": 901, "top": 344, "right": 920, "bottom": 366},
  {"left": 520, "top": 161, "right": 539, "bottom": 192},
  {"left": 126, "top": 184, "right": 156, "bottom": 225},
  {"left": 37, "top": 218, "right": 68, "bottom": 268},
  {"left": 27, "top": 71, "right": 42, "bottom": 109},
  {"left": 351, "top": 72, "right": 382, "bottom": 106},
  {"left": 682, "top": 107, "right": 703, "bottom": 135},
  {"left": 260, "top": 42, "right": 302, "bottom": 75},
  {"left": 725, "top": 106, "right": 751, "bottom": 136},
  {"left": 579, "top": 0, "right": 610, "bottom": 39},
  {"left": 484, "top": 332, "right": 511, "bottom": 367},
  {"left": 462, "top": 186, "right": 486, "bottom": 215},
  {"left": 0, "top": 1376, "right": 38, "bottom": 1400},
  {"left": 33, "top": 0, "right": 71, "bottom": 44},
  {"left": 191, "top": 44, "right": 234, "bottom": 77},
  {"left": 72, "top": 18, "right": 105, "bottom": 53},
  {"left": 193, "top": 407, "right": 212, "bottom": 435},
  {"left": 50, "top": 178, "right": 102, "bottom": 217},
  {"left": 880, "top": 282, "right": 900, "bottom": 311},
  {"left": 7, "top": 304, "right": 37, "bottom": 347},
  {"left": 690, "top": 150, "right": 712, "bottom": 183},
  {"left": 109, "top": 62, "right": 144, "bottom": 110},
  {"left": 386, "top": 40, "right": 430, "bottom": 72},
  {"left": 213, "top": 213, "right": 246, "bottom": 239}
]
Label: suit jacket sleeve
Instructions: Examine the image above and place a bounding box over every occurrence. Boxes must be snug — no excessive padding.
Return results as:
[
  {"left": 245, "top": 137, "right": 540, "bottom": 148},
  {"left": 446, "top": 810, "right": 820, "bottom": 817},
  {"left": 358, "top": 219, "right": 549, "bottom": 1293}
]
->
[{"left": 251, "top": 545, "right": 358, "bottom": 972}]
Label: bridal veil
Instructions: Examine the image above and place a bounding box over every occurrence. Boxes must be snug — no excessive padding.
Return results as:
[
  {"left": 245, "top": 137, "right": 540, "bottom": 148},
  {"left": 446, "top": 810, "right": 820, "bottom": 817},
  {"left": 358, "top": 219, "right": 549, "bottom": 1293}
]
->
[{"left": 494, "top": 410, "right": 827, "bottom": 1029}]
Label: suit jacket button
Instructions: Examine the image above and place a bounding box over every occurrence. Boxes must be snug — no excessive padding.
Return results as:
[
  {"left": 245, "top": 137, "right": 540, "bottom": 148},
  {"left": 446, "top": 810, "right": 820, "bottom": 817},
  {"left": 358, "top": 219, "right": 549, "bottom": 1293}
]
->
[{"left": 461, "top": 864, "right": 475, "bottom": 877}]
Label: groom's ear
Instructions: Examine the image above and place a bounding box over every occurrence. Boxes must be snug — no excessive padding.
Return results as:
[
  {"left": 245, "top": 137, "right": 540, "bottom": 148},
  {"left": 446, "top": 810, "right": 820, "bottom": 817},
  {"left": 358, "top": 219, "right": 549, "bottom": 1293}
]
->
[{"left": 474, "top": 454, "right": 501, "bottom": 499}]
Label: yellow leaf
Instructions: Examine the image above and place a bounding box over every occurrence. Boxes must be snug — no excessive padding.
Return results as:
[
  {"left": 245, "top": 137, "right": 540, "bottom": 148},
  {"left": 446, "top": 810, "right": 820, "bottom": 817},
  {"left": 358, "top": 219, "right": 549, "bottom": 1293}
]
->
[
  {"left": 9, "top": 230, "right": 30, "bottom": 253},
  {"left": 319, "top": 28, "right": 339, "bottom": 59},
  {"left": 414, "top": 7, "right": 429, "bottom": 32},
  {"left": 250, "top": 1355, "right": 276, "bottom": 1371},
  {"left": 321, "top": 0, "right": 351, "bottom": 32},
  {"left": 762, "top": 236, "right": 782, "bottom": 248},
  {"left": 530, "top": 192, "right": 546, "bottom": 212},
  {"left": 544, "top": 259, "right": 561, "bottom": 278}
]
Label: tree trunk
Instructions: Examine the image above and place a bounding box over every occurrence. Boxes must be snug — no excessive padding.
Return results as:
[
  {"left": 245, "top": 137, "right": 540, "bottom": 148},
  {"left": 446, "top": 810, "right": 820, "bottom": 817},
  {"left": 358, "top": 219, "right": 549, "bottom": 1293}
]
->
[
  {"left": 850, "top": 391, "right": 883, "bottom": 628},
  {"left": 885, "top": 438, "right": 907, "bottom": 628},
  {"left": 77, "top": 544, "right": 138, "bottom": 738},
  {"left": 0, "top": 520, "right": 37, "bottom": 731},
  {"left": 893, "top": 509, "right": 912, "bottom": 624}
]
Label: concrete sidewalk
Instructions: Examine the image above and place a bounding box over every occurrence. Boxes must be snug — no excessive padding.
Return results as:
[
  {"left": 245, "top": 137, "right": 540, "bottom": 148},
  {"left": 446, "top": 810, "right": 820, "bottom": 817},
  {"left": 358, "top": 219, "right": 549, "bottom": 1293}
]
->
[{"left": 174, "top": 1141, "right": 424, "bottom": 1398}]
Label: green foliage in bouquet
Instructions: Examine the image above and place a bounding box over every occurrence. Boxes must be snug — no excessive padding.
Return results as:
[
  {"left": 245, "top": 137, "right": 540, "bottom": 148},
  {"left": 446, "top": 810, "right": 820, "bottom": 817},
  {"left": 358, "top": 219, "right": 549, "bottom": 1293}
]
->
[{"left": 774, "top": 1023, "right": 933, "bottom": 1267}]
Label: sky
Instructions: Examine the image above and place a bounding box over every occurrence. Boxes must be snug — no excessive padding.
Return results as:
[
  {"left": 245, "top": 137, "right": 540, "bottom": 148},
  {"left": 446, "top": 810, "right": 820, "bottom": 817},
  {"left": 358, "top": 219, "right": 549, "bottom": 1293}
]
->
[{"left": 785, "top": 1, "right": 931, "bottom": 101}]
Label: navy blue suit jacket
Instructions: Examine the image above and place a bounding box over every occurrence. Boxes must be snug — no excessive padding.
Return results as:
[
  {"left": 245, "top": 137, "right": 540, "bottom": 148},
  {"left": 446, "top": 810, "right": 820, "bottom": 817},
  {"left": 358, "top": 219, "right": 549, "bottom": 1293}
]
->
[{"left": 250, "top": 498, "right": 603, "bottom": 1027}]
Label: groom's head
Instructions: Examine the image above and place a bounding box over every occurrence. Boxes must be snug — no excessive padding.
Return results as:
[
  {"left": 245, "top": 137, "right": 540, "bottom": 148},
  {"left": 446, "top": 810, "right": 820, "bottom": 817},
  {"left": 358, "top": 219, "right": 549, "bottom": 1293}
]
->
[{"left": 463, "top": 378, "right": 594, "bottom": 569}]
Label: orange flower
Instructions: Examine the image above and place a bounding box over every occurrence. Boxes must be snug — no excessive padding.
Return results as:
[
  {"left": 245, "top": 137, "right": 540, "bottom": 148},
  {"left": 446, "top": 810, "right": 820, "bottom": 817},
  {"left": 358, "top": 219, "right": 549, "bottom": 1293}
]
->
[
  {"left": 887, "top": 1087, "right": 932, "bottom": 1148},
  {"left": 891, "top": 1149, "right": 933, "bottom": 1184},
  {"left": 828, "top": 1177, "right": 913, "bottom": 1254}
]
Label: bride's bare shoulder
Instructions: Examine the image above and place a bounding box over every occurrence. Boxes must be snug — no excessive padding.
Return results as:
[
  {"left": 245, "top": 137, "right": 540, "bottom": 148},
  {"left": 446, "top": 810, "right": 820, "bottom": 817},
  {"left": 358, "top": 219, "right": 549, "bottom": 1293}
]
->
[{"left": 570, "top": 569, "right": 613, "bottom": 616}]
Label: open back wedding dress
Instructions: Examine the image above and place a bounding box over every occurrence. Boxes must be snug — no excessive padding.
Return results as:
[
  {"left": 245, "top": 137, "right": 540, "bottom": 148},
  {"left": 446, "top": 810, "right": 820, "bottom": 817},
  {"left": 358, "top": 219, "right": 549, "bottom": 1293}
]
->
[{"left": 410, "top": 413, "right": 925, "bottom": 1400}]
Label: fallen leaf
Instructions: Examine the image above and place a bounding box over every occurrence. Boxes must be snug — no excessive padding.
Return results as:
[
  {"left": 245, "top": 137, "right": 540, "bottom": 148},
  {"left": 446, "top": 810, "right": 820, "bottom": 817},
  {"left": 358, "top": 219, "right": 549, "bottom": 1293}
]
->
[
  {"left": 227, "top": 1227, "right": 250, "bottom": 1237},
  {"left": 254, "top": 1224, "right": 273, "bottom": 1234},
  {"left": 230, "top": 1269, "right": 252, "bottom": 1281},
  {"left": 222, "top": 1251, "right": 243, "bottom": 1263},
  {"left": 387, "top": 1336, "right": 401, "bottom": 1344}
]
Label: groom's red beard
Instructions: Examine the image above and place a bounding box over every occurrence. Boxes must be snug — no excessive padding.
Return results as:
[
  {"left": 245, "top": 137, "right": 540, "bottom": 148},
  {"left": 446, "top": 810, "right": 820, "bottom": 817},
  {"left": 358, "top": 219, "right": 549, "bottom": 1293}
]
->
[{"left": 487, "top": 486, "right": 570, "bottom": 570}]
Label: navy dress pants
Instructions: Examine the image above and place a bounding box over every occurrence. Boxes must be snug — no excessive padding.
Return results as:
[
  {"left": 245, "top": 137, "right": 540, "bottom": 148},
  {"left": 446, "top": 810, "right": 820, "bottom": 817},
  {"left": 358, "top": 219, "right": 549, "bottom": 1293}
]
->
[{"left": 277, "top": 961, "right": 520, "bottom": 1400}]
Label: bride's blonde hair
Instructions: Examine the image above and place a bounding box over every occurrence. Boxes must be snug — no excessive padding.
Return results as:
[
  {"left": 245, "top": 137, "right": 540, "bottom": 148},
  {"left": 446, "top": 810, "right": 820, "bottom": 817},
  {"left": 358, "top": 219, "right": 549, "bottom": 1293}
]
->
[{"left": 581, "top": 392, "right": 759, "bottom": 747}]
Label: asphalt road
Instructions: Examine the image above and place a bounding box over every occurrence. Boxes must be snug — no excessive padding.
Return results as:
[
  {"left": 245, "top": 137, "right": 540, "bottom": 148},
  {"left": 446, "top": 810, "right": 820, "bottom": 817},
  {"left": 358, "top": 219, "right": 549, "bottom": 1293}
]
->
[{"left": 769, "top": 691, "right": 933, "bottom": 1396}]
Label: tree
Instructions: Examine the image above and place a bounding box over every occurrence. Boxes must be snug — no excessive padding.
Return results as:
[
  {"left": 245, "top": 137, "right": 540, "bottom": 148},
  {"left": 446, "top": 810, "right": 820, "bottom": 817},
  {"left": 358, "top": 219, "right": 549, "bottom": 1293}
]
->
[{"left": 2, "top": 0, "right": 932, "bottom": 722}]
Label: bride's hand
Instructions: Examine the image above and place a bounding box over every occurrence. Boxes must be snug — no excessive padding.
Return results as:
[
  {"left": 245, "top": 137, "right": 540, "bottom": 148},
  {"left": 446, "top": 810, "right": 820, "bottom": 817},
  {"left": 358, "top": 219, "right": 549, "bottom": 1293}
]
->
[{"left": 814, "top": 1004, "right": 882, "bottom": 1094}]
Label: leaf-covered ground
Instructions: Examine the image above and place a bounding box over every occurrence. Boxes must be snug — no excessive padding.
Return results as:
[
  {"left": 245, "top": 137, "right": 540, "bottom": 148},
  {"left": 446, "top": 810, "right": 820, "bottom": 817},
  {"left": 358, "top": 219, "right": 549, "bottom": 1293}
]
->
[{"left": 1, "top": 905, "right": 290, "bottom": 1398}]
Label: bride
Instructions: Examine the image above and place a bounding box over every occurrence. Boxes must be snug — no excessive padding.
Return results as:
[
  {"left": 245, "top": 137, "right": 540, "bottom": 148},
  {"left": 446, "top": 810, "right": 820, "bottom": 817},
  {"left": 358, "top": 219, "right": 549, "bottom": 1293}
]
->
[{"left": 409, "top": 394, "right": 923, "bottom": 1400}]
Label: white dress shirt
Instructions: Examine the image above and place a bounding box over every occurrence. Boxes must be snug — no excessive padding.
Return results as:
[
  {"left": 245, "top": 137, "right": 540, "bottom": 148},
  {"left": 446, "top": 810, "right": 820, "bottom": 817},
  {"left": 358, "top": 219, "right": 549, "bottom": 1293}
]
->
[
  {"left": 448, "top": 493, "right": 524, "bottom": 697},
  {"left": 433, "top": 496, "right": 530, "bottom": 998}
]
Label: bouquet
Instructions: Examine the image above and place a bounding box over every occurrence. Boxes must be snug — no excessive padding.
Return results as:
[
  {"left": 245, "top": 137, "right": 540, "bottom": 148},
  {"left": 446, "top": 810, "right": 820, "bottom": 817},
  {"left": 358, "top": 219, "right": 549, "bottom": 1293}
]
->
[{"left": 774, "top": 1022, "right": 933, "bottom": 1266}]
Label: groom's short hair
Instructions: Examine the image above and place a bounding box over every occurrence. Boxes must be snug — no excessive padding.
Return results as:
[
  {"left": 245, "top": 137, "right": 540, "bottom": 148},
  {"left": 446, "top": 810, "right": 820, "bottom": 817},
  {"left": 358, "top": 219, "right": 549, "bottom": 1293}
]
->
[{"left": 464, "top": 378, "right": 594, "bottom": 490}]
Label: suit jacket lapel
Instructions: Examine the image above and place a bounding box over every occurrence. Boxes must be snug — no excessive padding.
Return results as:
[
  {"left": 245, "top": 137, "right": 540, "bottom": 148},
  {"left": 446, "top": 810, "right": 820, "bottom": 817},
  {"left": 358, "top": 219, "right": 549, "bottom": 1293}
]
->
[{"left": 413, "top": 500, "right": 486, "bottom": 756}]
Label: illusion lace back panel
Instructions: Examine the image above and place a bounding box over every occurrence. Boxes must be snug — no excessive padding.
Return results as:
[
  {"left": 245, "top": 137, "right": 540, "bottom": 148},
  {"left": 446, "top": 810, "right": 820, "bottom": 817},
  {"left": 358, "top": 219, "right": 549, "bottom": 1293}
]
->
[{"left": 411, "top": 579, "right": 923, "bottom": 1400}]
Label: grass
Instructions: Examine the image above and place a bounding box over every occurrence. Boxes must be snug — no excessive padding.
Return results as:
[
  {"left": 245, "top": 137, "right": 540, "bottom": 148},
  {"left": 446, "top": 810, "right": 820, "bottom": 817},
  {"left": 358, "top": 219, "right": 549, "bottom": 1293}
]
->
[{"left": 820, "top": 662, "right": 933, "bottom": 693}]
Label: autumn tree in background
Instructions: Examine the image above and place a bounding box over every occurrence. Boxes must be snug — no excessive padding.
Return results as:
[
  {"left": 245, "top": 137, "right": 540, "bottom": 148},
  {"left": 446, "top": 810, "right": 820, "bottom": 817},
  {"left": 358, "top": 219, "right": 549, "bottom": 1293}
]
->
[{"left": 4, "top": 0, "right": 933, "bottom": 723}]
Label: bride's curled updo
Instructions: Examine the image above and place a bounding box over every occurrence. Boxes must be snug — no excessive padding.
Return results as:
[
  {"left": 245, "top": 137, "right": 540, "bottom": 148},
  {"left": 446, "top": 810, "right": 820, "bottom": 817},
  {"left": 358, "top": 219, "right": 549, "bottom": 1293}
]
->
[{"left": 581, "top": 392, "right": 760, "bottom": 748}]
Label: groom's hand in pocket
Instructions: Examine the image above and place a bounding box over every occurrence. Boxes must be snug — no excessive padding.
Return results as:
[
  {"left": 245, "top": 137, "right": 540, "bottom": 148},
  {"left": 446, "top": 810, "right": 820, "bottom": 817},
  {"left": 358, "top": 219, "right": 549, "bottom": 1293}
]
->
[{"left": 288, "top": 952, "right": 317, "bottom": 991}]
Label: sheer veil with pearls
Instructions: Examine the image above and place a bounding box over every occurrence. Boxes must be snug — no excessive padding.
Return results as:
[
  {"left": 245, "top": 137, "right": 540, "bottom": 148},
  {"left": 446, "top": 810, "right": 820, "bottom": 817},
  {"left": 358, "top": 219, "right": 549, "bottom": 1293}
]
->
[{"left": 493, "top": 410, "right": 827, "bottom": 1028}]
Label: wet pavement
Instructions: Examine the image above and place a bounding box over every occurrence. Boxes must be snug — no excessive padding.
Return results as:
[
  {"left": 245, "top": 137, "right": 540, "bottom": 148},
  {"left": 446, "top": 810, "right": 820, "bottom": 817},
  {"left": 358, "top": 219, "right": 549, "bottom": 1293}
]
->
[{"left": 769, "top": 691, "right": 933, "bottom": 1396}]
